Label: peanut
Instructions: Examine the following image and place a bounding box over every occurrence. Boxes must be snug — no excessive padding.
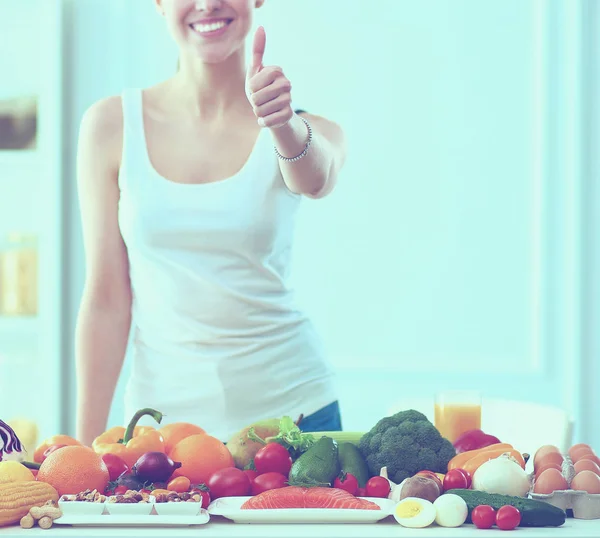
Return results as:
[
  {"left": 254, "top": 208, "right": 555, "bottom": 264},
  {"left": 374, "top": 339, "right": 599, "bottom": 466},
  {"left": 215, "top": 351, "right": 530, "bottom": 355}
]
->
[
  {"left": 38, "top": 516, "right": 53, "bottom": 530},
  {"left": 19, "top": 514, "right": 34, "bottom": 529}
]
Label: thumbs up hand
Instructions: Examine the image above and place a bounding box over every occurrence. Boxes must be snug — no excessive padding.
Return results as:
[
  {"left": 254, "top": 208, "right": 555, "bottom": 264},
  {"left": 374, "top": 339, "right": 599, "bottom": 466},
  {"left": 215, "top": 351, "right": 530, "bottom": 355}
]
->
[{"left": 246, "top": 26, "right": 294, "bottom": 129}]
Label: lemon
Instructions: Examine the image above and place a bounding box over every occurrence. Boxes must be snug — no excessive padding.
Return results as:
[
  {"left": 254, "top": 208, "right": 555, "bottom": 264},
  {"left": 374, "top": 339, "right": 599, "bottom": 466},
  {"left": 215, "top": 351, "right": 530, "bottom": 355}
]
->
[{"left": 0, "top": 461, "right": 35, "bottom": 483}]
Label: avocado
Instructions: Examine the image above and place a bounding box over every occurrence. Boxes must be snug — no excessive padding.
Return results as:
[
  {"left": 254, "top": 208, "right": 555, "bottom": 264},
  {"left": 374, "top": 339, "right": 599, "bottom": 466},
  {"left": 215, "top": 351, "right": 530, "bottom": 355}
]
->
[
  {"left": 288, "top": 436, "right": 340, "bottom": 487},
  {"left": 338, "top": 442, "right": 370, "bottom": 488}
]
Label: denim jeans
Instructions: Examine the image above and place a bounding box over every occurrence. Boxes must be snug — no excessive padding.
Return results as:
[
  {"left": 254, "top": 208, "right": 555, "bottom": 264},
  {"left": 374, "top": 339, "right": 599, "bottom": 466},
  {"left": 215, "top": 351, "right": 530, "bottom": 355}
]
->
[{"left": 298, "top": 401, "right": 343, "bottom": 432}]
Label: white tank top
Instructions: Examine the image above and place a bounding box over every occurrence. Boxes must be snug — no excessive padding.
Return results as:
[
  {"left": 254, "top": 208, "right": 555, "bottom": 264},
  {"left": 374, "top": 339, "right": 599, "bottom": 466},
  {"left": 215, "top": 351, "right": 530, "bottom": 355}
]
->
[{"left": 117, "top": 89, "right": 337, "bottom": 441}]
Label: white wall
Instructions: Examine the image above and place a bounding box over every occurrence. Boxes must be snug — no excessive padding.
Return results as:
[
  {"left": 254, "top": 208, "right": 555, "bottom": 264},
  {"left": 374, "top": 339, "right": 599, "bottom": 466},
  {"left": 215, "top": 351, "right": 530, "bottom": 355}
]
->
[{"left": 61, "top": 0, "right": 597, "bottom": 448}]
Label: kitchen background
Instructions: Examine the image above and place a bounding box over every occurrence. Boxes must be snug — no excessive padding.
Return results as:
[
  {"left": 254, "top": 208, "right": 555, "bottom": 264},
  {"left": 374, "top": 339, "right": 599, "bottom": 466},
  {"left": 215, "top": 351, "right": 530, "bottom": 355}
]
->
[{"left": 0, "top": 0, "right": 598, "bottom": 453}]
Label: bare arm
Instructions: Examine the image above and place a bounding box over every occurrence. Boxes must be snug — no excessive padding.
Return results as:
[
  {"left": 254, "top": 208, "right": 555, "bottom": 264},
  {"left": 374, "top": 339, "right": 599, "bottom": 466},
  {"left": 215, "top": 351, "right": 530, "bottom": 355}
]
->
[
  {"left": 271, "top": 112, "right": 347, "bottom": 199},
  {"left": 74, "top": 96, "right": 132, "bottom": 446}
]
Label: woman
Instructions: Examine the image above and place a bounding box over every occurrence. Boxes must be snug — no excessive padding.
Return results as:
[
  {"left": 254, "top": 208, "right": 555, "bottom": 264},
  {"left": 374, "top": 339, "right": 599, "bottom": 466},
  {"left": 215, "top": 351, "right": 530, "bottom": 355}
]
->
[{"left": 74, "top": 0, "right": 346, "bottom": 446}]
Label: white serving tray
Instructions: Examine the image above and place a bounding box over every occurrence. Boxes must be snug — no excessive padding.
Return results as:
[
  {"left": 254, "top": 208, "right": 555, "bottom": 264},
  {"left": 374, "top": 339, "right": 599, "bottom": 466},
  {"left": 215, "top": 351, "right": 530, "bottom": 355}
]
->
[
  {"left": 208, "top": 496, "right": 394, "bottom": 524},
  {"left": 54, "top": 512, "right": 210, "bottom": 527}
]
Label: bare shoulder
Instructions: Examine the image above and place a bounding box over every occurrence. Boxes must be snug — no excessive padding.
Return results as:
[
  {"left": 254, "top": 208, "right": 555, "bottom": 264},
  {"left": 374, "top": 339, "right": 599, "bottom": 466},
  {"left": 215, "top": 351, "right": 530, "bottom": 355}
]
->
[
  {"left": 78, "top": 95, "right": 124, "bottom": 174},
  {"left": 79, "top": 95, "right": 123, "bottom": 140}
]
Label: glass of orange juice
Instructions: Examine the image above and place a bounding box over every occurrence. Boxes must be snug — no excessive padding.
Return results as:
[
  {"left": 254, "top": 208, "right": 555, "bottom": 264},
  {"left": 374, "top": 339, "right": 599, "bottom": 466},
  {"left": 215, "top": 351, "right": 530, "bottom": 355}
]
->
[{"left": 434, "top": 391, "right": 482, "bottom": 443}]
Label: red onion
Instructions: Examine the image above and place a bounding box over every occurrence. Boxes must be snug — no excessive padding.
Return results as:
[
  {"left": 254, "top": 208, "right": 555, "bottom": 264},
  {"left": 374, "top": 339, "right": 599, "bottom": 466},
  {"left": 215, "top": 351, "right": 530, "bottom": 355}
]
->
[{"left": 132, "top": 452, "right": 182, "bottom": 483}]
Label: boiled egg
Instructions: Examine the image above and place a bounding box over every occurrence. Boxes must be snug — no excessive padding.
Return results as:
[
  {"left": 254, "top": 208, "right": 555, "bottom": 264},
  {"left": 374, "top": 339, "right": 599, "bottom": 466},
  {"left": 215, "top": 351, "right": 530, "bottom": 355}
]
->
[
  {"left": 571, "top": 470, "right": 600, "bottom": 494},
  {"left": 574, "top": 459, "right": 600, "bottom": 476},
  {"left": 394, "top": 497, "right": 436, "bottom": 528},
  {"left": 533, "top": 468, "right": 568, "bottom": 494},
  {"left": 533, "top": 445, "right": 561, "bottom": 470},
  {"left": 433, "top": 494, "right": 468, "bottom": 528}
]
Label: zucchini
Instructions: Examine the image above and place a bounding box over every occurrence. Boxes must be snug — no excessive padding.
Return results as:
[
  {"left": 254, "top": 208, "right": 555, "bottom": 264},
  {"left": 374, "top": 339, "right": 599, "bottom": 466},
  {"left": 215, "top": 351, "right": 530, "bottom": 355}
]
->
[{"left": 445, "top": 489, "right": 566, "bottom": 527}]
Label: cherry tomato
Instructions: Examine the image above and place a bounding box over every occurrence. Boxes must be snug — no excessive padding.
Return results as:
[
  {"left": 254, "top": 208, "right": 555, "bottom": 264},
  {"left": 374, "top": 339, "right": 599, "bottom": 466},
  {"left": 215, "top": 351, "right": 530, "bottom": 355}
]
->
[
  {"left": 365, "top": 476, "right": 391, "bottom": 498},
  {"left": 356, "top": 487, "right": 367, "bottom": 497},
  {"left": 243, "top": 470, "right": 259, "bottom": 482},
  {"left": 333, "top": 473, "right": 358, "bottom": 496},
  {"left": 41, "top": 444, "right": 67, "bottom": 463},
  {"left": 496, "top": 505, "right": 521, "bottom": 530},
  {"left": 443, "top": 469, "right": 469, "bottom": 490},
  {"left": 113, "top": 485, "right": 128, "bottom": 495},
  {"left": 455, "top": 468, "right": 472, "bottom": 488},
  {"left": 254, "top": 443, "right": 293, "bottom": 476},
  {"left": 101, "top": 453, "right": 129, "bottom": 482},
  {"left": 167, "top": 476, "right": 191, "bottom": 493},
  {"left": 140, "top": 488, "right": 152, "bottom": 495},
  {"left": 472, "top": 505, "right": 496, "bottom": 529},
  {"left": 207, "top": 467, "right": 251, "bottom": 499},
  {"left": 190, "top": 487, "right": 211, "bottom": 509},
  {"left": 251, "top": 472, "right": 288, "bottom": 495}
]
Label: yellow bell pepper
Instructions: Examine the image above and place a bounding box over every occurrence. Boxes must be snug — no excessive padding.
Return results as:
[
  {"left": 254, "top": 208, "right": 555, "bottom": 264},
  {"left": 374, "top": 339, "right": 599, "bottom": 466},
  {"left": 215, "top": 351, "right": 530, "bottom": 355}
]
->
[{"left": 92, "top": 408, "right": 165, "bottom": 468}]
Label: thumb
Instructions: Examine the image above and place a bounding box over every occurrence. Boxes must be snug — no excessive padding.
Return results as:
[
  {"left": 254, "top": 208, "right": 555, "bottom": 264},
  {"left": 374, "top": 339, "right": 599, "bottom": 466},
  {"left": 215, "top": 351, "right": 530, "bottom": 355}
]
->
[{"left": 247, "top": 26, "right": 266, "bottom": 79}]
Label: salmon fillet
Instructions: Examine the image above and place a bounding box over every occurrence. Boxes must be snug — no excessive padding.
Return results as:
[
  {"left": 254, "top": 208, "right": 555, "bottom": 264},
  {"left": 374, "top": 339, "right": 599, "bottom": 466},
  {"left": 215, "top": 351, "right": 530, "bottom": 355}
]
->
[{"left": 241, "top": 487, "right": 381, "bottom": 510}]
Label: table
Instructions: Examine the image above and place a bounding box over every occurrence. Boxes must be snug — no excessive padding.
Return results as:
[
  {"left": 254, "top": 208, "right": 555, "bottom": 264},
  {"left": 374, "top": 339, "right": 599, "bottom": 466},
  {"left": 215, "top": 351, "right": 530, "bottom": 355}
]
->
[{"left": 1, "top": 517, "right": 599, "bottom": 538}]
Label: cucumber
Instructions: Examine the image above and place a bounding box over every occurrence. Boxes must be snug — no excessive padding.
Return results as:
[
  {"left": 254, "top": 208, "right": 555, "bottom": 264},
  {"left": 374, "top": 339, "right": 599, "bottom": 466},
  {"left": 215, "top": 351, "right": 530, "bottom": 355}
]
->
[{"left": 445, "top": 489, "right": 566, "bottom": 528}]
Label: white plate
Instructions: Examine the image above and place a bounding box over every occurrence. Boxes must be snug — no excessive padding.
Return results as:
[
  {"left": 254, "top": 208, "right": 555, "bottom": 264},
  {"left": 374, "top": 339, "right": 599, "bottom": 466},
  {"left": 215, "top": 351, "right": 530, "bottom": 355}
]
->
[
  {"left": 208, "top": 496, "right": 394, "bottom": 524},
  {"left": 54, "top": 512, "right": 209, "bottom": 527}
]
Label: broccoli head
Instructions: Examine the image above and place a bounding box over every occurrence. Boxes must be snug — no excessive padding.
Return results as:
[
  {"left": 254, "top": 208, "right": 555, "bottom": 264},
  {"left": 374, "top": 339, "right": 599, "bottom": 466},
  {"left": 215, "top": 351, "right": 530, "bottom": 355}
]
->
[{"left": 359, "top": 409, "right": 457, "bottom": 484}]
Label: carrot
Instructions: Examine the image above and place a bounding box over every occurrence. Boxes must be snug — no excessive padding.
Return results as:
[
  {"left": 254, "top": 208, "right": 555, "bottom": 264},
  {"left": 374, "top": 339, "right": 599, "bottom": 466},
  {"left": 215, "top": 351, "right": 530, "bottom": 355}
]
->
[
  {"left": 461, "top": 449, "right": 526, "bottom": 476},
  {"left": 448, "top": 443, "right": 514, "bottom": 470}
]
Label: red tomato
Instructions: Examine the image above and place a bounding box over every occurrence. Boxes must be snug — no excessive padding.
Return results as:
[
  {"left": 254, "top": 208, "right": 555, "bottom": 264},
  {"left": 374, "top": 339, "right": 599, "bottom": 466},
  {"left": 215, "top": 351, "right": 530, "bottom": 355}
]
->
[
  {"left": 101, "top": 453, "right": 129, "bottom": 482},
  {"left": 333, "top": 473, "right": 358, "bottom": 496},
  {"left": 190, "top": 486, "right": 211, "bottom": 509},
  {"left": 251, "top": 472, "right": 288, "bottom": 495},
  {"left": 472, "top": 505, "right": 496, "bottom": 529},
  {"left": 455, "top": 468, "right": 472, "bottom": 488},
  {"left": 140, "top": 488, "right": 152, "bottom": 495},
  {"left": 41, "top": 444, "right": 67, "bottom": 463},
  {"left": 365, "top": 476, "right": 391, "bottom": 498},
  {"left": 254, "top": 443, "right": 293, "bottom": 476},
  {"left": 496, "top": 505, "right": 521, "bottom": 530},
  {"left": 356, "top": 487, "right": 367, "bottom": 497},
  {"left": 443, "top": 469, "right": 469, "bottom": 490},
  {"left": 113, "top": 485, "right": 128, "bottom": 495},
  {"left": 243, "top": 470, "right": 259, "bottom": 482},
  {"left": 207, "top": 467, "right": 251, "bottom": 499}
]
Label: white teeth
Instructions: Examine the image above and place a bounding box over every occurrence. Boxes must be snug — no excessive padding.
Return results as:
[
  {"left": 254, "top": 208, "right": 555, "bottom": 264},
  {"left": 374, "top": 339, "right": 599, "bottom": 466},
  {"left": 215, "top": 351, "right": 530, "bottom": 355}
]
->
[{"left": 192, "top": 21, "right": 228, "bottom": 33}]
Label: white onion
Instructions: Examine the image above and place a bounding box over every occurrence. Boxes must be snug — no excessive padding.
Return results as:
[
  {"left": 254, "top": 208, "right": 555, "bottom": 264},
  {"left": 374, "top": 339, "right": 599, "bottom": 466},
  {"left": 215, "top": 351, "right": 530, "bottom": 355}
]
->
[{"left": 472, "top": 453, "right": 531, "bottom": 497}]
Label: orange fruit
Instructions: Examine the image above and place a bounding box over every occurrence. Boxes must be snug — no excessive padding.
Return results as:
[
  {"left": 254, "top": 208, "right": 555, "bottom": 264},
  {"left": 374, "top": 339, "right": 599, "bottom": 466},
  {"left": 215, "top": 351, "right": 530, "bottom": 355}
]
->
[
  {"left": 159, "top": 423, "right": 206, "bottom": 456},
  {"left": 169, "top": 434, "right": 233, "bottom": 485},
  {"left": 33, "top": 435, "right": 82, "bottom": 463},
  {"left": 37, "top": 445, "right": 109, "bottom": 496}
]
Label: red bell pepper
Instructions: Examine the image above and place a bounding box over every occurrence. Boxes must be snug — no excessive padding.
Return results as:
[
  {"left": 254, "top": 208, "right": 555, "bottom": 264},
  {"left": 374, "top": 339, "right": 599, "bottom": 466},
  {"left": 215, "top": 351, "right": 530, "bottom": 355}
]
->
[{"left": 453, "top": 429, "right": 501, "bottom": 453}]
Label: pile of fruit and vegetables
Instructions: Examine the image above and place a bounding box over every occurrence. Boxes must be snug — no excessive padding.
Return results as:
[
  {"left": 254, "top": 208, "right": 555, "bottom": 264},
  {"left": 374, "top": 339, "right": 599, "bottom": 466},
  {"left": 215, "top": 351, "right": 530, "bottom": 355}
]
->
[{"left": 1, "top": 408, "right": 599, "bottom": 531}]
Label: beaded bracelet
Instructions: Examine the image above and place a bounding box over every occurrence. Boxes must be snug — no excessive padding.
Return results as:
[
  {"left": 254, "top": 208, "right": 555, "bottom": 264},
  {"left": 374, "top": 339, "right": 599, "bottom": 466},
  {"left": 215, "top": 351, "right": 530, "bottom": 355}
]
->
[{"left": 274, "top": 116, "right": 313, "bottom": 163}]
